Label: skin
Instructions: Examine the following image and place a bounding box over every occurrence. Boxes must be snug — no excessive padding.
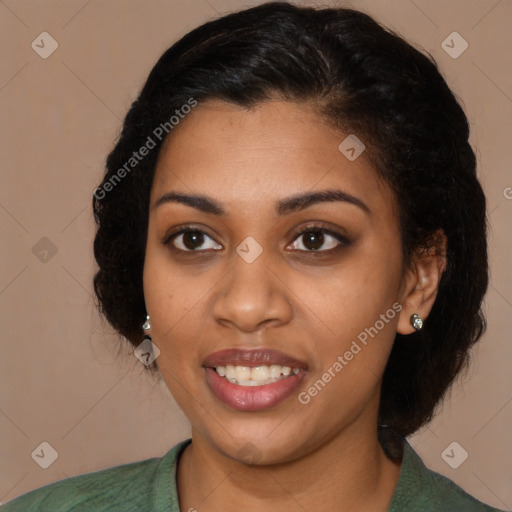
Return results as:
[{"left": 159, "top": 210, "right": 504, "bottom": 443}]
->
[{"left": 143, "top": 99, "right": 446, "bottom": 512}]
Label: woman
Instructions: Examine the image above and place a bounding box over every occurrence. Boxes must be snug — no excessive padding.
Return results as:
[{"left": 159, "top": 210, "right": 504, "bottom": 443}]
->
[{"left": 2, "top": 2, "right": 504, "bottom": 511}]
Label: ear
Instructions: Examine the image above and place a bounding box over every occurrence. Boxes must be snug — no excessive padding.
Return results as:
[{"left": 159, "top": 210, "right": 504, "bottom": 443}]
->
[{"left": 397, "top": 230, "right": 447, "bottom": 335}]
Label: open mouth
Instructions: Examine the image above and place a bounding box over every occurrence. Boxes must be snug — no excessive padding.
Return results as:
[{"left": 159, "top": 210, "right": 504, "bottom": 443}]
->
[
  {"left": 212, "top": 364, "right": 300, "bottom": 386},
  {"left": 202, "top": 347, "right": 308, "bottom": 411}
]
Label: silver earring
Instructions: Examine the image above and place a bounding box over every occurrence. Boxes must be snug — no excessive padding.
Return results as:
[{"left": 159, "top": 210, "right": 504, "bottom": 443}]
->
[
  {"left": 410, "top": 313, "right": 423, "bottom": 331},
  {"left": 142, "top": 315, "right": 151, "bottom": 331}
]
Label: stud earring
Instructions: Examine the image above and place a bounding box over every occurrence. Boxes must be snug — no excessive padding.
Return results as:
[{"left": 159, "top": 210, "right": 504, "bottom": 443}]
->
[
  {"left": 142, "top": 315, "right": 151, "bottom": 331},
  {"left": 410, "top": 313, "right": 423, "bottom": 331}
]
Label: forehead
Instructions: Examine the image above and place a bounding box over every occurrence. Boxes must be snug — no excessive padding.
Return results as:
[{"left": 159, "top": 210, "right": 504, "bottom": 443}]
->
[{"left": 151, "top": 99, "right": 394, "bottom": 217}]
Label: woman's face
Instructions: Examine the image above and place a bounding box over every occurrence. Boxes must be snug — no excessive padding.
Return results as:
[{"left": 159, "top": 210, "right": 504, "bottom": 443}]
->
[{"left": 143, "top": 99, "right": 408, "bottom": 464}]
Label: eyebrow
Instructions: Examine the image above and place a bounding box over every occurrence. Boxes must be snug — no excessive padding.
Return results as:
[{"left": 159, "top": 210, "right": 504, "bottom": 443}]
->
[{"left": 153, "top": 188, "right": 370, "bottom": 216}]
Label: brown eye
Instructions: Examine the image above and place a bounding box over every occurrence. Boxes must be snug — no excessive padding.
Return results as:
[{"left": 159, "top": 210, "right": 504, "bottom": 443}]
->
[
  {"left": 301, "top": 230, "right": 325, "bottom": 250},
  {"left": 168, "top": 229, "right": 222, "bottom": 252},
  {"left": 290, "top": 228, "right": 348, "bottom": 252}
]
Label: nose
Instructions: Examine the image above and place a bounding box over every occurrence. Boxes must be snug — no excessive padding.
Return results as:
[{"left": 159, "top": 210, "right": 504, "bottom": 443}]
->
[{"left": 212, "top": 249, "right": 293, "bottom": 333}]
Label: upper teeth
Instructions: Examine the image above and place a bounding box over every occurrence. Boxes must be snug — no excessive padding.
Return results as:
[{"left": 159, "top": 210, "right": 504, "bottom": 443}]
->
[{"left": 215, "top": 364, "right": 300, "bottom": 386}]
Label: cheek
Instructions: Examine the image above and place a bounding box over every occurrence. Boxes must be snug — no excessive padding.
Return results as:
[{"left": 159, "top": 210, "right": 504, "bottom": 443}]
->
[
  {"left": 296, "top": 241, "right": 401, "bottom": 333},
  {"left": 143, "top": 242, "right": 209, "bottom": 330},
  {"left": 293, "top": 244, "right": 402, "bottom": 385},
  {"left": 142, "top": 246, "right": 219, "bottom": 384}
]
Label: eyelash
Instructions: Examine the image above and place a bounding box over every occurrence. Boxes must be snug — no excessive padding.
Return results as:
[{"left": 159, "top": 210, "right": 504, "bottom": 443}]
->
[{"left": 161, "top": 224, "right": 351, "bottom": 255}]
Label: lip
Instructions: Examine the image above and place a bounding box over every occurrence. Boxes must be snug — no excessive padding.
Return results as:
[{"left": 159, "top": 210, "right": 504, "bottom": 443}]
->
[
  {"left": 202, "top": 348, "right": 308, "bottom": 369},
  {"left": 205, "top": 367, "right": 307, "bottom": 411},
  {"left": 202, "top": 348, "right": 309, "bottom": 412}
]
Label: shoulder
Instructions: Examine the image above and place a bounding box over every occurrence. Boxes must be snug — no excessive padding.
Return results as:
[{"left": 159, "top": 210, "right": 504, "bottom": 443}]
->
[
  {"left": 0, "top": 440, "right": 189, "bottom": 512},
  {"left": 0, "top": 457, "right": 161, "bottom": 512},
  {"left": 388, "top": 440, "right": 506, "bottom": 512}
]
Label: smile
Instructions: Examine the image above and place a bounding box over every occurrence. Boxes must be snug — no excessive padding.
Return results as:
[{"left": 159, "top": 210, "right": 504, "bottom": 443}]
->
[
  {"left": 203, "top": 348, "right": 308, "bottom": 411},
  {"left": 215, "top": 364, "right": 300, "bottom": 386}
]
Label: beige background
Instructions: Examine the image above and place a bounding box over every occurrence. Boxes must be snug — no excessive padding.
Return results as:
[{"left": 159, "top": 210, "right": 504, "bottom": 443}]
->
[{"left": 1, "top": 0, "right": 511, "bottom": 509}]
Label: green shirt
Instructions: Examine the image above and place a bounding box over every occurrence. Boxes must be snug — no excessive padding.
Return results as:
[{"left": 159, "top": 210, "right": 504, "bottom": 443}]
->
[{"left": 1, "top": 438, "right": 504, "bottom": 511}]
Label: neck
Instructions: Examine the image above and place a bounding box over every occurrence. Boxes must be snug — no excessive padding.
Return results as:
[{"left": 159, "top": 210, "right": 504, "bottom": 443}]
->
[{"left": 177, "top": 423, "right": 402, "bottom": 512}]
